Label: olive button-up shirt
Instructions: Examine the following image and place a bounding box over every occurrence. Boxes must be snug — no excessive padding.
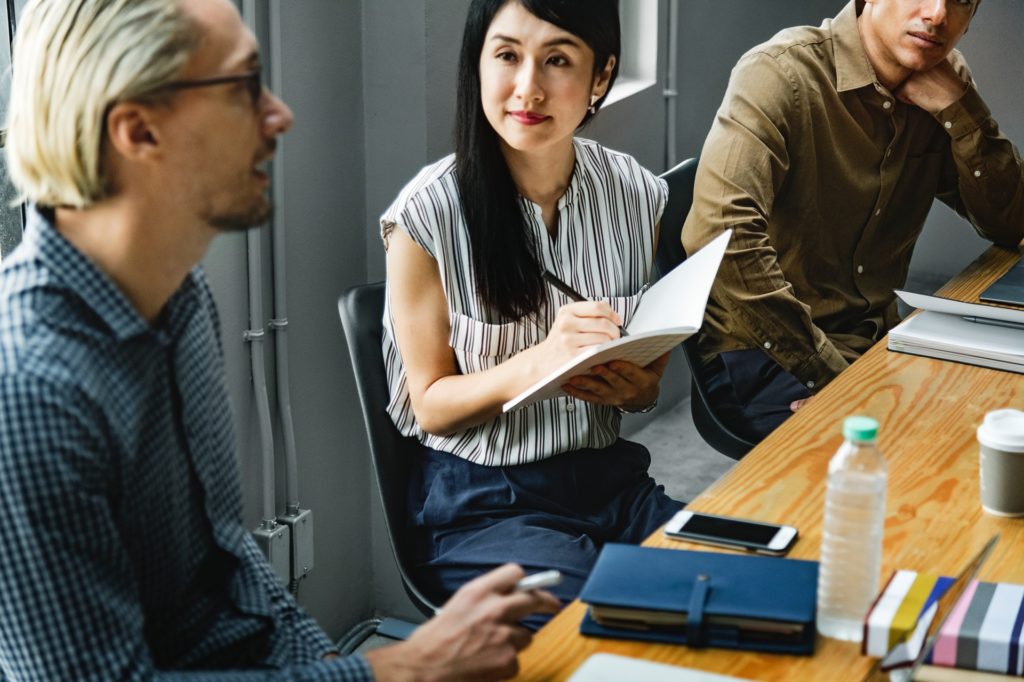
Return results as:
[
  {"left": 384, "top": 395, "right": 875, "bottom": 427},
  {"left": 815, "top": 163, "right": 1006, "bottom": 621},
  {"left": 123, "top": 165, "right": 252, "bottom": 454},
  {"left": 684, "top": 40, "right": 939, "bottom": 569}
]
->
[{"left": 682, "top": 0, "right": 1024, "bottom": 392}]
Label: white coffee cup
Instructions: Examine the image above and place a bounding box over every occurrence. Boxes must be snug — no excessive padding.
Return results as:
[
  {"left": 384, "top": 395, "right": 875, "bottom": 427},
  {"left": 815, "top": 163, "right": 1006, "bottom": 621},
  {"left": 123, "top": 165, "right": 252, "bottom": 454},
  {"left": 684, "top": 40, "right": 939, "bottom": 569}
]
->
[{"left": 977, "top": 409, "right": 1024, "bottom": 517}]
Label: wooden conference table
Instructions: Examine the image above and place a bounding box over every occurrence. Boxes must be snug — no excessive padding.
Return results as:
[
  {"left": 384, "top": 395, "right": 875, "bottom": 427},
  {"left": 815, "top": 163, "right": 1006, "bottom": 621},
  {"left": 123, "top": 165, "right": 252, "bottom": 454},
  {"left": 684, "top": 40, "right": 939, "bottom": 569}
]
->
[{"left": 513, "top": 243, "right": 1024, "bottom": 682}]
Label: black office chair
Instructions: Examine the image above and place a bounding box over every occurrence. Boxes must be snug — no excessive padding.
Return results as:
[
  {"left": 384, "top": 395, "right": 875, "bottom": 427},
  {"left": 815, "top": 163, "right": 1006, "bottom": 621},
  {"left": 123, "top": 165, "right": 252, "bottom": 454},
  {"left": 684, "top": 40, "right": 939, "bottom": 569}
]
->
[
  {"left": 656, "top": 158, "right": 755, "bottom": 461},
  {"left": 338, "top": 283, "right": 440, "bottom": 621}
]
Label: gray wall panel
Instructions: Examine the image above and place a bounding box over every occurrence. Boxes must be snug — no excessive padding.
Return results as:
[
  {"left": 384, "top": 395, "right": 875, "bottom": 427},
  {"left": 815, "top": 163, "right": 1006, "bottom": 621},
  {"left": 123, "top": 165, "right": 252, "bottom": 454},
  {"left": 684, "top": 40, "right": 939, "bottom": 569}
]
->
[{"left": 273, "top": 0, "right": 371, "bottom": 636}]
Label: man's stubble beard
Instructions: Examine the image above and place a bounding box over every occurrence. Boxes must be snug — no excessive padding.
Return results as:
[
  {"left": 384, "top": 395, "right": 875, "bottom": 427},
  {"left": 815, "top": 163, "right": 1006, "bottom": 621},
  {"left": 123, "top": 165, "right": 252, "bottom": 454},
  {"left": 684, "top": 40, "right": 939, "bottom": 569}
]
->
[{"left": 207, "top": 197, "right": 273, "bottom": 232}]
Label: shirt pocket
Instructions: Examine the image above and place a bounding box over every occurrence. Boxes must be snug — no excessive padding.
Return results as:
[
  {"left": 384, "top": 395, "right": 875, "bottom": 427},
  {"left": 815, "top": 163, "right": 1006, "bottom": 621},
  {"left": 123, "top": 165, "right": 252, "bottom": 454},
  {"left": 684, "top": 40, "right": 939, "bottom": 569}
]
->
[
  {"left": 600, "top": 287, "right": 648, "bottom": 330},
  {"left": 448, "top": 312, "right": 539, "bottom": 373}
]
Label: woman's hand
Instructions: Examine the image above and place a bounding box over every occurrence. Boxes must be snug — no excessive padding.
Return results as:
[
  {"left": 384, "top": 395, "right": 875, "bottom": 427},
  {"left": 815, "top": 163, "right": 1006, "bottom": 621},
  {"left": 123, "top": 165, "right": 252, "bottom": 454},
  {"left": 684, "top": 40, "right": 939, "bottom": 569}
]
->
[
  {"left": 563, "top": 352, "right": 670, "bottom": 410},
  {"left": 538, "top": 301, "right": 623, "bottom": 370}
]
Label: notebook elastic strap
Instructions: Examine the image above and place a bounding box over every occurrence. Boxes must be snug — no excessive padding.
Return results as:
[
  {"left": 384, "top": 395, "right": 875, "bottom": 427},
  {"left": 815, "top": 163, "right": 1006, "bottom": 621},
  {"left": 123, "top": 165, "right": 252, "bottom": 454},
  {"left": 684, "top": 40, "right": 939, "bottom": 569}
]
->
[{"left": 687, "top": 574, "right": 712, "bottom": 647}]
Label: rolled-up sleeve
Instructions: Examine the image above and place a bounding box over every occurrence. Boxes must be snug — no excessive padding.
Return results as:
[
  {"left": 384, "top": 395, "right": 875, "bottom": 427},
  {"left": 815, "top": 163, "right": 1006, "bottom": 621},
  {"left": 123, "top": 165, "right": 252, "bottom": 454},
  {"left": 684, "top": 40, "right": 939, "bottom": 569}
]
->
[{"left": 934, "top": 84, "right": 1024, "bottom": 248}]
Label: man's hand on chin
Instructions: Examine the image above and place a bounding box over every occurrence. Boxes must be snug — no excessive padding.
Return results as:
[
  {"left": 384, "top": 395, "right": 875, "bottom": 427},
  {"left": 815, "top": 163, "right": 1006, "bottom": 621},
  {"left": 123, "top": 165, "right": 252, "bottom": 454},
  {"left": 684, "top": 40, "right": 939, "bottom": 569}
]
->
[{"left": 894, "top": 58, "right": 969, "bottom": 115}]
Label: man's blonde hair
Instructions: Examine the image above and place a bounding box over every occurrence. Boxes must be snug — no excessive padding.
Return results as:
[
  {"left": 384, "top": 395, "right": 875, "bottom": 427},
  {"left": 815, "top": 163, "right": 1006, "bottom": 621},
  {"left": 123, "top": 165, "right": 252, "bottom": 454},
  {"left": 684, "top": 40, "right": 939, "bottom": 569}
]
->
[{"left": 5, "top": 0, "right": 197, "bottom": 208}]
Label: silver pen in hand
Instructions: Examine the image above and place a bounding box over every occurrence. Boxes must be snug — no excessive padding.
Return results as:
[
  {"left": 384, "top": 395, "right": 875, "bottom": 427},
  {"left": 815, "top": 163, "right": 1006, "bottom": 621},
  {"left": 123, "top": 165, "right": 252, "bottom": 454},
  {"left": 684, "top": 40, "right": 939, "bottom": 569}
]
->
[
  {"left": 514, "top": 569, "right": 563, "bottom": 593},
  {"left": 542, "top": 270, "right": 628, "bottom": 338}
]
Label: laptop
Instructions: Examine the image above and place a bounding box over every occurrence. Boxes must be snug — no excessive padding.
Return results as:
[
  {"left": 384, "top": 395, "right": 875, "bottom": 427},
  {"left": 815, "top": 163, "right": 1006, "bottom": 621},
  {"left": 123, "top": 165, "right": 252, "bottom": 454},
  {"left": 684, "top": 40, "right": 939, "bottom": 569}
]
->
[{"left": 980, "top": 259, "right": 1024, "bottom": 308}]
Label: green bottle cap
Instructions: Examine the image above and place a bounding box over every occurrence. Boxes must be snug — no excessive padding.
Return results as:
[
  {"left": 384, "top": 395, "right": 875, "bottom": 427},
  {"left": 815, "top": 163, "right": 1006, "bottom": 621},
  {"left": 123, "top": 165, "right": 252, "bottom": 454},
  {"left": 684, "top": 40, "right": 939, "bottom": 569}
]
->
[{"left": 843, "top": 416, "right": 879, "bottom": 442}]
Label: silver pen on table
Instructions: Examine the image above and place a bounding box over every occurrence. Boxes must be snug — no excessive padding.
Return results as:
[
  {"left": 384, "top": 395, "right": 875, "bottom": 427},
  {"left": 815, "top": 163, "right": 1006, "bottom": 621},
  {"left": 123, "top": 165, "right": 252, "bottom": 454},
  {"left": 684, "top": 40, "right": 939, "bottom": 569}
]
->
[
  {"left": 962, "top": 315, "right": 1024, "bottom": 331},
  {"left": 542, "top": 270, "right": 628, "bottom": 338}
]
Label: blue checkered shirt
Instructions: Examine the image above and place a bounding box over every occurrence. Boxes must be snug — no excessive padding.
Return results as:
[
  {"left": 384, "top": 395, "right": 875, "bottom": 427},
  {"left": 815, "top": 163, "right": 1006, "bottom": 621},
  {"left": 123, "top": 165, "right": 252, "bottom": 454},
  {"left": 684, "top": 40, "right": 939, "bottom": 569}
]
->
[{"left": 0, "top": 208, "right": 373, "bottom": 681}]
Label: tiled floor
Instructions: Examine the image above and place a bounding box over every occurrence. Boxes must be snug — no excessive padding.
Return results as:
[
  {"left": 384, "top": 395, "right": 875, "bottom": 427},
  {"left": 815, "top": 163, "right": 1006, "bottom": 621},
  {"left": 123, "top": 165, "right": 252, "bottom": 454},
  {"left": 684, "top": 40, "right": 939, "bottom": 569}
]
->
[{"left": 628, "top": 396, "right": 737, "bottom": 504}]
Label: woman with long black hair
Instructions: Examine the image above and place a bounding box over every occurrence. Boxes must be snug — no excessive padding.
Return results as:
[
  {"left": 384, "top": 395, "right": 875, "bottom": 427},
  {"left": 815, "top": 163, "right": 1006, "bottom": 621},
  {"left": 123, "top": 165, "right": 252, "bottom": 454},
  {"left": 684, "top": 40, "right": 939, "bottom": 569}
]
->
[{"left": 381, "top": 0, "right": 682, "bottom": 621}]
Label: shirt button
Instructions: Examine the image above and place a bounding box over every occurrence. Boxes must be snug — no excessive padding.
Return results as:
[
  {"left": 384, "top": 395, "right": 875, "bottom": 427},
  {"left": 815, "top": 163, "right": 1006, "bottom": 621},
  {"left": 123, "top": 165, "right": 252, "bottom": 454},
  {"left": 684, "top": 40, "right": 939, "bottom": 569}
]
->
[
  {"left": 882, "top": 101, "right": 892, "bottom": 110},
  {"left": 566, "top": 402, "right": 576, "bottom": 413},
  {"left": 763, "top": 341, "right": 772, "bottom": 350},
  {"left": 875, "top": 209, "right": 881, "bottom": 217},
  {"left": 857, "top": 265, "right": 864, "bottom": 274},
  {"left": 806, "top": 380, "right": 816, "bottom": 389},
  {"left": 944, "top": 121, "right": 953, "bottom": 129},
  {"left": 974, "top": 170, "right": 981, "bottom": 178}
]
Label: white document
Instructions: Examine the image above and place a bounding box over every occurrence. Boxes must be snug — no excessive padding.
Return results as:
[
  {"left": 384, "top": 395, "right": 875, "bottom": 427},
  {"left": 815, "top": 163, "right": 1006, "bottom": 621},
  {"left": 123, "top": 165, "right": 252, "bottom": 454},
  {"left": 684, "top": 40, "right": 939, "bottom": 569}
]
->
[
  {"left": 568, "top": 653, "right": 751, "bottom": 682},
  {"left": 895, "top": 290, "right": 1024, "bottom": 326},
  {"left": 502, "top": 230, "right": 731, "bottom": 413},
  {"left": 888, "top": 291, "right": 1024, "bottom": 374}
]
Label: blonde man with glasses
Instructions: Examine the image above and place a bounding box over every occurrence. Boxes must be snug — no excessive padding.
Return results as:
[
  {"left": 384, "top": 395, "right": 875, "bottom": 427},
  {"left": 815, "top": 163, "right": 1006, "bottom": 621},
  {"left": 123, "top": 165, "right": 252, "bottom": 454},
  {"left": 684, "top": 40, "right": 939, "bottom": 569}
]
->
[
  {"left": 682, "top": 0, "right": 1024, "bottom": 443},
  {"left": 0, "top": 0, "right": 557, "bottom": 680}
]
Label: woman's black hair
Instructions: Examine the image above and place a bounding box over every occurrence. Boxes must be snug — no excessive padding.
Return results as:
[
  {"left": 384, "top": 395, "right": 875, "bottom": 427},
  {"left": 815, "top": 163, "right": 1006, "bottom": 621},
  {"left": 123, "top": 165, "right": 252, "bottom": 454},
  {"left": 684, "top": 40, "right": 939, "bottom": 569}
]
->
[{"left": 455, "top": 0, "right": 621, "bottom": 321}]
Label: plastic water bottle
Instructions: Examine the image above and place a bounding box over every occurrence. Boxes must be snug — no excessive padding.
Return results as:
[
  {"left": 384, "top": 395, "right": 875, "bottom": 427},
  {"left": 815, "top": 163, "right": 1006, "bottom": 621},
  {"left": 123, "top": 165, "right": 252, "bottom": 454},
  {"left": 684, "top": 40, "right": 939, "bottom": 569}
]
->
[{"left": 816, "top": 416, "right": 888, "bottom": 642}]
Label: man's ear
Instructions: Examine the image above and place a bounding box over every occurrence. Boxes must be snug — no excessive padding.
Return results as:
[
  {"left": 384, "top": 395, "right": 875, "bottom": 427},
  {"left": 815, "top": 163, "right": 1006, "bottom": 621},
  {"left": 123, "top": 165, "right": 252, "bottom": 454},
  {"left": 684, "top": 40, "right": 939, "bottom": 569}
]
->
[{"left": 106, "top": 102, "right": 162, "bottom": 163}]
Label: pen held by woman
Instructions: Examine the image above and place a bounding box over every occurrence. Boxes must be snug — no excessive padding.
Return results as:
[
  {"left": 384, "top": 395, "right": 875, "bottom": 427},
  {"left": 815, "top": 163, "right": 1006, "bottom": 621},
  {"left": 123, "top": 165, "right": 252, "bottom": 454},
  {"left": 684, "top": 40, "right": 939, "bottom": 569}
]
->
[{"left": 542, "top": 270, "right": 629, "bottom": 338}]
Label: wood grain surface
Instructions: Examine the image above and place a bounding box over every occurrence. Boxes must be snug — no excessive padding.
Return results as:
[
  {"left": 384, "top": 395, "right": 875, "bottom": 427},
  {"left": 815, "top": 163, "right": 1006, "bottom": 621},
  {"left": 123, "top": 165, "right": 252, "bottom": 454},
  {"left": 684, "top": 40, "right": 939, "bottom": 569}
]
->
[{"left": 513, "top": 244, "right": 1024, "bottom": 681}]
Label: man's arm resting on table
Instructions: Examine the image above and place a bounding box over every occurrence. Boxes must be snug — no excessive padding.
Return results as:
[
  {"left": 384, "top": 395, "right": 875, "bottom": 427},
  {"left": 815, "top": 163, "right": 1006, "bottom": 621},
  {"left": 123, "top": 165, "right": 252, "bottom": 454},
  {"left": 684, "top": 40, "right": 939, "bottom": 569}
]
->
[{"left": 682, "top": 51, "right": 850, "bottom": 392}]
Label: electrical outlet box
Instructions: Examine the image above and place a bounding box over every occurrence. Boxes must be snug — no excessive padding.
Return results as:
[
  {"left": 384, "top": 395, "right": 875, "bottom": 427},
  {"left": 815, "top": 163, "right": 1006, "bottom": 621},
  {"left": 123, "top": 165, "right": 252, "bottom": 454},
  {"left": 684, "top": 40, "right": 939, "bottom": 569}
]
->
[
  {"left": 279, "top": 508, "right": 314, "bottom": 581},
  {"left": 253, "top": 522, "right": 291, "bottom": 584}
]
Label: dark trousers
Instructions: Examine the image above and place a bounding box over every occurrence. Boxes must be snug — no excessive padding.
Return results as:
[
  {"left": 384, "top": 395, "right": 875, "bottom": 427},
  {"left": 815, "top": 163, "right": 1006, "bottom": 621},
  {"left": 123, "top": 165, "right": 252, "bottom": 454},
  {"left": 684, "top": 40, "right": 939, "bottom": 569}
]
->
[
  {"left": 407, "top": 439, "right": 683, "bottom": 629},
  {"left": 700, "top": 348, "right": 813, "bottom": 443}
]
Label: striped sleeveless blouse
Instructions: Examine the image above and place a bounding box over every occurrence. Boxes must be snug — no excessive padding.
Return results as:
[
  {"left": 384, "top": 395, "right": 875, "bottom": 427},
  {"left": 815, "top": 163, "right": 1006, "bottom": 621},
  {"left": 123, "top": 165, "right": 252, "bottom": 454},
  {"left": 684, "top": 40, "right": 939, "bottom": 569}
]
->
[{"left": 380, "top": 138, "right": 668, "bottom": 467}]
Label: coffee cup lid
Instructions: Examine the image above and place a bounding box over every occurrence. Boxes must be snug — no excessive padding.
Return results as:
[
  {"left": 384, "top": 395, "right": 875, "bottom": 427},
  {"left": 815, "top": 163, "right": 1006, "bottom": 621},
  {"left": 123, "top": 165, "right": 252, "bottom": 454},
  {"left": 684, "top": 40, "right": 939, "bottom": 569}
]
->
[{"left": 977, "top": 409, "right": 1024, "bottom": 453}]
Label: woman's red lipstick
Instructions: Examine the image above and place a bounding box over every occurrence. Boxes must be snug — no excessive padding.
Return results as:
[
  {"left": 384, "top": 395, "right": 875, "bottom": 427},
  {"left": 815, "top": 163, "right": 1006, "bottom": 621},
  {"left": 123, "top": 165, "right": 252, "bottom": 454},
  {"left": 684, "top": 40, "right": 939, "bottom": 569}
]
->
[{"left": 509, "top": 110, "right": 550, "bottom": 125}]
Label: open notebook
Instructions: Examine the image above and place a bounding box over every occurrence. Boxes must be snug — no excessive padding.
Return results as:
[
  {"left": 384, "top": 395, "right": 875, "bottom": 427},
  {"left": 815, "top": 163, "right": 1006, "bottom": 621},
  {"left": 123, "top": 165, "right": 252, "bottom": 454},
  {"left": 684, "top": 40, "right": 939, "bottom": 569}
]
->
[{"left": 502, "top": 230, "right": 730, "bottom": 412}]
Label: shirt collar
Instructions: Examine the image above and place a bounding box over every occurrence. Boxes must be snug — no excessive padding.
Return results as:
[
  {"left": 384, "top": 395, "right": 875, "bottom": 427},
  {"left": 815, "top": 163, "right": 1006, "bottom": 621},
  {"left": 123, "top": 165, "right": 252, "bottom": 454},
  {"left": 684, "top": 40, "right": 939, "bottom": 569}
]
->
[
  {"left": 558, "top": 139, "right": 583, "bottom": 210},
  {"left": 833, "top": 0, "right": 879, "bottom": 93},
  {"left": 26, "top": 205, "right": 197, "bottom": 343}
]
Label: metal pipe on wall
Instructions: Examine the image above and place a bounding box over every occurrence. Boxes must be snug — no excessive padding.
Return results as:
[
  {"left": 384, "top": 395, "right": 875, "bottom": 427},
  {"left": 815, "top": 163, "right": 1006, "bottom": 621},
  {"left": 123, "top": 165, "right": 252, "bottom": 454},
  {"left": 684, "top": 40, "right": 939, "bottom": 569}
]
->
[
  {"left": 665, "top": 0, "right": 680, "bottom": 170},
  {"left": 267, "top": 0, "right": 300, "bottom": 515},
  {"left": 245, "top": 232, "right": 277, "bottom": 526},
  {"left": 241, "top": 0, "right": 277, "bottom": 528}
]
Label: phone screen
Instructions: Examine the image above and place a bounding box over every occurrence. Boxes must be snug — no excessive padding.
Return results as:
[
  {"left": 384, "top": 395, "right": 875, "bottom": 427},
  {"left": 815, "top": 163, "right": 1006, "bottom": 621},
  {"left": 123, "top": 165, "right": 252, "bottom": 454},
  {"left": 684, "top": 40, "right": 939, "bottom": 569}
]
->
[{"left": 680, "top": 514, "right": 780, "bottom": 545}]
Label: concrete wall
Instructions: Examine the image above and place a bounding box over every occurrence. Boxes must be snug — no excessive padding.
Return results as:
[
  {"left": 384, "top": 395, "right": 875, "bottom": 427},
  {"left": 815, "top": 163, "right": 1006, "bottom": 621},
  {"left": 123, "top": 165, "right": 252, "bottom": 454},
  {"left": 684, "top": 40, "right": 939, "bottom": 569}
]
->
[
  {"left": 674, "top": 0, "right": 1024, "bottom": 291},
  {"left": 206, "top": 0, "right": 374, "bottom": 638}
]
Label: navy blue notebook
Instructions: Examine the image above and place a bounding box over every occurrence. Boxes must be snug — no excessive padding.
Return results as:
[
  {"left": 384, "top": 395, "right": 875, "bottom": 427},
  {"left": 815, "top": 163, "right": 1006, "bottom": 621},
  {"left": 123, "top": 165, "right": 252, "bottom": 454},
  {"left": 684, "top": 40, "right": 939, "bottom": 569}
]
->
[{"left": 578, "top": 544, "right": 819, "bottom": 655}]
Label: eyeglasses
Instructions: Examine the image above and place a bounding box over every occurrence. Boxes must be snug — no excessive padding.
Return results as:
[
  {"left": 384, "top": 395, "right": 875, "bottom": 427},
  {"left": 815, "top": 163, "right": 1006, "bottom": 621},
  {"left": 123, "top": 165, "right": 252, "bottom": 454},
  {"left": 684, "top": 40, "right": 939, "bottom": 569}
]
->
[{"left": 157, "top": 68, "right": 264, "bottom": 108}]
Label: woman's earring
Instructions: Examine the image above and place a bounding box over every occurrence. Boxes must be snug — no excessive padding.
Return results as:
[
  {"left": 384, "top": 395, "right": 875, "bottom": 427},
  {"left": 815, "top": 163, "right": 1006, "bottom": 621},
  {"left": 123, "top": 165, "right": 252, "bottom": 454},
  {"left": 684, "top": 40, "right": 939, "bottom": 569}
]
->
[{"left": 588, "top": 94, "right": 598, "bottom": 115}]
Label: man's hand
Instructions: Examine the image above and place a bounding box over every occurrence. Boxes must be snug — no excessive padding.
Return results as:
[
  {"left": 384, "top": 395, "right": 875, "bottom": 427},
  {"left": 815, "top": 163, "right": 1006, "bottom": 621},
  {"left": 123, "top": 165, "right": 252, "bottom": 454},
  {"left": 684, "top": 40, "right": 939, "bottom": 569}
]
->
[
  {"left": 364, "top": 564, "right": 560, "bottom": 682},
  {"left": 791, "top": 397, "right": 811, "bottom": 413},
  {"left": 895, "top": 57, "right": 968, "bottom": 114}
]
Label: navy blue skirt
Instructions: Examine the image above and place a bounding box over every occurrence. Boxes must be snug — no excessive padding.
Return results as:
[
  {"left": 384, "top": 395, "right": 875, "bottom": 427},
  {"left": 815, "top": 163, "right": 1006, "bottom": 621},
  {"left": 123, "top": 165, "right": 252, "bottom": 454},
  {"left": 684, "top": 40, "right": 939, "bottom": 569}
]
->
[{"left": 407, "top": 438, "right": 683, "bottom": 627}]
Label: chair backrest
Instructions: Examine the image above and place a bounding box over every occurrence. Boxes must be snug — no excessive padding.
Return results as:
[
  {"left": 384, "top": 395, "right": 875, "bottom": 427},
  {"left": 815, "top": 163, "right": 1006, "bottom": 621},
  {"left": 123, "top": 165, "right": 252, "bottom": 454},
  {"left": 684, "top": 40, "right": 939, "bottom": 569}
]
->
[
  {"left": 337, "top": 282, "right": 439, "bottom": 618},
  {"left": 656, "top": 158, "right": 754, "bottom": 461}
]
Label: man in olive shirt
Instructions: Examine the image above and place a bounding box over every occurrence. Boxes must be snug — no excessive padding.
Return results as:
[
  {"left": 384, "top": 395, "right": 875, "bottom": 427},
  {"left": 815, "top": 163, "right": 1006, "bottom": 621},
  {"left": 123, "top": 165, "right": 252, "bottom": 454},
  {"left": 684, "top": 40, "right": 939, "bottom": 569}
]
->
[{"left": 682, "top": 0, "right": 1024, "bottom": 442}]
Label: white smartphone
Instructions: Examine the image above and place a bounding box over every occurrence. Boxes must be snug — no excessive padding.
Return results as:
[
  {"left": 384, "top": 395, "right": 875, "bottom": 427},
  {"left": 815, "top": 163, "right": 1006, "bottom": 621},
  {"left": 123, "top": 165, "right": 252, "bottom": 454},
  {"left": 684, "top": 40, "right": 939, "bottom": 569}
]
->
[{"left": 663, "top": 510, "right": 798, "bottom": 556}]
